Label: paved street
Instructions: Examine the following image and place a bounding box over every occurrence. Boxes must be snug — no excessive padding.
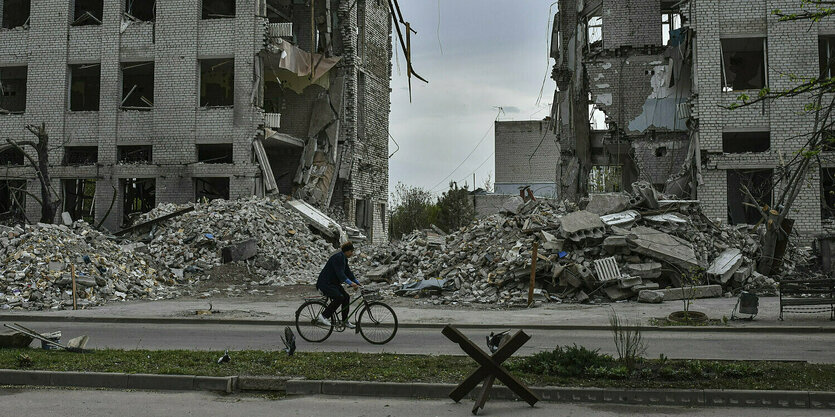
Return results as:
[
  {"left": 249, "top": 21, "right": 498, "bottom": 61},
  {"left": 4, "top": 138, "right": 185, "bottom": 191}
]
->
[
  {"left": 10, "top": 320, "right": 835, "bottom": 362},
  {"left": 0, "top": 388, "right": 825, "bottom": 417}
]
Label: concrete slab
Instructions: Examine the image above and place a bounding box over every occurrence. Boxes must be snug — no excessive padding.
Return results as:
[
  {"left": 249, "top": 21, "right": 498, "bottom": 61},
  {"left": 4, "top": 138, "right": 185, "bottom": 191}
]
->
[
  {"left": 221, "top": 239, "right": 258, "bottom": 263},
  {"left": 600, "top": 210, "right": 641, "bottom": 227},
  {"left": 626, "top": 262, "right": 663, "bottom": 279},
  {"left": 656, "top": 285, "right": 723, "bottom": 301},
  {"left": 560, "top": 210, "right": 606, "bottom": 242},
  {"left": 707, "top": 249, "right": 743, "bottom": 284},
  {"left": 585, "top": 193, "right": 631, "bottom": 215},
  {"left": 626, "top": 226, "right": 700, "bottom": 270}
]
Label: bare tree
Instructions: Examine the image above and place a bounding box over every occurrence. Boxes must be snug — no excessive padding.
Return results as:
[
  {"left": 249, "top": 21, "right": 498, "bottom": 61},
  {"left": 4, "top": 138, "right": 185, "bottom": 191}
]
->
[{"left": 4, "top": 123, "right": 61, "bottom": 224}]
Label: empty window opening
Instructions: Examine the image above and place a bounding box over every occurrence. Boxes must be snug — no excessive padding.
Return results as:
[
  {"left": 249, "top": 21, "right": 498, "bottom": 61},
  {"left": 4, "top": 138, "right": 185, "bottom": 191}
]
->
[
  {"left": 585, "top": 16, "right": 602, "bottom": 51},
  {"left": 823, "top": 168, "right": 835, "bottom": 220},
  {"left": 125, "top": 0, "right": 155, "bottom": 22},
  {"left": 655, "top": 146, "right": 668, "bottom": 157},
  {"left": 266, "top": 0, "right": 292, "bottom": 23},
  {"left": 358, "top": 72, "right": 366, "bottom": 139},
  {"left": 73, "top": 0, "right": 103, "bottom": 26},
  {"left": 195, "top": 177, "right": 230, "bottom": 201},
  {"left": 63, "top": 146, "right": 98, "bottom": 165},
  {"left": 2, "top": 0, "right": 30, "bottom": 29},
  {"left": 823, "top": 130, "right": 835, "bottom": 152},
  {"left": 122, "top": 178, "right": 155, "bottom": 226},
  {"left": 263, "top": 77, "right": 284, "bottom": 114},
  {"left": 121, "top": 61, "right": 154, "bottom": 109},
  {"left": 727, "top": 169, "right": 773, "bottom": 225},
  {"left": 63, "top": 179, "right": 96, "bottom": 224},
  {"left": 0, "top": 180, "right": 25, "bottom": 218},
  {"left": 722, "top": 131, "right": 770, "bottom": 153},
  {"left": 355, "top": 198, "right": 372, "bottom": 231},
  {"left": 200, "top": 59, "right": 234, "bottom": 107},
  {"left": 820, "top": 36, "right": 835, "bottom": 79},
  {"left": 69, "top": 64, "right": 101, "bottom": 111},
  {"left": 661, "top": 13, "right": 681, "bottom": 45},
  {"left": 589, "top": 165, "right": 623, "bottom": 193},
  {"left": 202, "top": 0, "right": 235, "bottom": 19},
  {"left": 197, "top": 143, "right": 233, "bottom": 163},
  {"left": 721, "top": 37, "right": 767, "bottom": 92},
  {"left": 118, "top": 145, "right": 152, "bottom": 163},
  {"left": 0, "top": 146, "right": 24, "bottom": 165},
  {"left": 0, "top": 66, "right": 27, "bottom": 114}
]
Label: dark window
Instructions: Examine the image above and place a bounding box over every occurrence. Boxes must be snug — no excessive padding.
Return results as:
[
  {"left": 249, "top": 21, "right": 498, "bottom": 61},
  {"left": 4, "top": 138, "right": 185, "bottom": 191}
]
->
[
  {"left": 823, "top": 130, "right": 835, "bottom": 152},
  {"left": 63, "top": 179, "right": 96, "bottom": 224},
  {"left": 72, "top": 0, "right": 103, "bottom": 26},
  {"left": 357, "top": 72, "right": 366, "bottom": 139},
  {"left": 195, "top": 177, "right": 230, "bottom": 201},
  {"left": 722, "top": 131, "right": 770, "bottom": 153},
  {"left": 200, "top": 59, "right": 234, "bottom": 107},
  {"left": 266, "top": 0, "right": 292, "bottom": 24},
  {"left": 121, "top": 61, "right": 154, "bottom": 109},
  {"left": 721, "top": 37, "right": 767, "bottom": 91},
  {"left": 727, "top": 169, "right": 773, "bottom": 225},
  {"left": 63, "top": 146, "right": 98, "bottom": 165},
  {"left": 202, "top": 0, "right": 235, "bottom": 19},
  {"left": 0, "top": 146, "right": 24, "bottom": 165},
  {"left": 655, "top": 146, "right": 667, "bottom": 157},
  {"left": 197, "top": 143, "right": 233, "bottom": 163},
  {"left": 823, "top": 168, "right": 835, "bottom": 219},
  {"left": 820, "top": 36, "right": 835, "bottom": 78},
  {"left": 69, "top": 64, "right": 101, "bottom": 111},
  {"left": 118, "top": 145, "right": 152, "bottom": 163},
  {"left": 2, "top": 0, "right": 30, "bottom": 29},
  {"left": 355, "top": 199, "right": 371, "bottom": 230},
  {"left": 125, "top": 0, "right": 155, "bottom": 22},
  {"left": 122, "top": 178, "right": 155, "bottom": 226},
  {"left": 0, "top": 66, "right": 27, "bottom": 114},
  {"left": 0, "top": 180, "right": 25, "bottom": 218}
]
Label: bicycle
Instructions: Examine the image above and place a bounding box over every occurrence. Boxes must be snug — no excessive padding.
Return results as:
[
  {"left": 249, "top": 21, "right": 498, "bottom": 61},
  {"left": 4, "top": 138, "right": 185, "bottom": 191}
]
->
[{"left": 294, "top": 288, "right": 398, "bottom": 345}]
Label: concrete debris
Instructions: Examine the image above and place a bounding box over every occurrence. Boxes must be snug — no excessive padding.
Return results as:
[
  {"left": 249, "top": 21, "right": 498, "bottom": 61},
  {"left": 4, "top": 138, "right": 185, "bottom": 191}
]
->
[
  {"left": 585, "top": 193, "right": 631, "bottom": 215},
  {"left": 626, "top": 226, "right": 700, "bottom": 270},
  {"left": 221, "top": 239, "right": 258, "bottom": 264},
  {"left": 560, "top": 210, "right": 606, "bottom": 242},
  {"left": 706, "top": 249, "right": 743, "bottom": 284},
  {"left": 654, "top": 285, "right": 723, "bottom": 301},
  {"left": 600, "top": 210, "right": 641, "bottom": 227},
  {"left": 638, "top": 290, "right": 665, "bottom": 304}
]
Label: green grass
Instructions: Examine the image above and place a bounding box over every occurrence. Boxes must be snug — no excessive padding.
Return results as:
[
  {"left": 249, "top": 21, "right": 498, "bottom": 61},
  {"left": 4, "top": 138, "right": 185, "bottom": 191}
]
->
[{"left": 1, "top": 349, "right": 834, "bottom": 391}]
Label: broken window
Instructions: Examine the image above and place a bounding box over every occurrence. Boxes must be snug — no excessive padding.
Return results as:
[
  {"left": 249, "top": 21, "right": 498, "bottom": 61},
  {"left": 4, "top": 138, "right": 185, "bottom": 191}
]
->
[
  {"left": 357, "top": 0, "right": 366, "bottom": 60},
  {"left": 197, "top": 143, "right": 233, "bottom": 163},
  {"left": 118, "top": 145, "right": 152, "bottom": 163},
  {"left": 69, "top": 64, "right": 101, "bottom": 111},
  {"left": 0, "top": 146, "right": 24, "bottom": 165},
  {"left": 2, "top": 0, "right": 30, "bottom": 29},
  {"left": 202, "top": 0, "right": 235, "bottom": 19},
  {"left": 0, "top": 180, "right": 25, "bottom": 218},
  {"left": 721, "top": 37, "right": 767, "bottom": 91},
  {"left": 589, "top": 165, "right": 623, "bottom": 193},
  {"left": 125, "top": 0, "right": 155, "bottom": 22},
  {"left": 266, "top": 0, "right": 292, "bottom": 23},
  {"left": 63, "top": 146, "right": 98, "bottom": 165},
  {"left": 121, "top": 61, "right": 154, "bottom": 109},
  {"left": 661, "top": 13, "right": 681, "bottom": 45},
  {"left": 0, "top": 66, "right": 27, "bottom": 114},
  {"left": 727, "top": 169, "right": 773, "bottom": 225},
  {"left": 722, "top": 131, "right": 770, "bottom": 153},
  {"left": 72, "top": 0, "right": 103, "bottom": 26},
  {"left": 194, "top": 177, "right": 230, "bottom": 201},
  {"left": 122, "top": 178, "right": 155, "bottom": 225},
  {"left": 585, "top": 16, "right": 602, "bottom": 51},
  {"left": 822, "top": 168, "right": 835, "bottom": 220},
  {"left": 200, "top": 59, "right": 234, "bottom": 107},
  {"left": 822, "top": 130, "right": 835, "bottom": 152},
  {"left": 63, "top": 179, "right": 96, "bottom": 224},
  {"left": 355, "top": 198, "right": 372, "bottom": 231},
  {"left": 820, "top": 36, "right": 835, "bottom": 78}
]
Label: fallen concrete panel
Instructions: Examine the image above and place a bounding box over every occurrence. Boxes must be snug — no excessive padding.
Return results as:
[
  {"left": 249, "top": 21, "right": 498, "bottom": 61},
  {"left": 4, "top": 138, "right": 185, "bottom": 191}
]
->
[
  {"left": 706, "top": 249, "right": 743, "bottom": 284},
  {"left": 656, "top": 285, "right": 723, "bottom": 301},
  {"left": 625, "top": 262, "right": 662, "bottom": 279},
  {"left": 600, "top": 210, "right": 641, "bottom": 227},
  {"left": 560, "top": 210, "right": 606, "bottom": 242},
  {"left": 221, "top": 239, "right": 258, "bottom": 264},
  {"left": 626, "top": 226, "right": 700, "bottom": 270},
  {"left": 585, "top": 193, "right": 631, "bottom": 215},
  {"left": 286, "top": 199, "right": 345, "bottom": 241}
]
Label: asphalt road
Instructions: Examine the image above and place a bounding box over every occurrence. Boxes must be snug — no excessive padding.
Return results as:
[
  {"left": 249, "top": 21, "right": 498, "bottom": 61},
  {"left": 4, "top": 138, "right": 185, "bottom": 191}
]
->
[
  {"left": 9, "top": 320, "right": 835, "bottom": 362},
  {"left": 0, "top": 388, "right": 826, "bottom": 417}
]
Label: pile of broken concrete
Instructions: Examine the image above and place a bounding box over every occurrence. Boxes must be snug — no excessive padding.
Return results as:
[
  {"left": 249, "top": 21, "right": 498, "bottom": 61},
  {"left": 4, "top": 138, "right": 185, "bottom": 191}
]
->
[
  {"left": 0, "top": 222, "right": 176, "bottom": 310},
  {"left": 359, "top": 182, "right": 798, "bottom": 306}
]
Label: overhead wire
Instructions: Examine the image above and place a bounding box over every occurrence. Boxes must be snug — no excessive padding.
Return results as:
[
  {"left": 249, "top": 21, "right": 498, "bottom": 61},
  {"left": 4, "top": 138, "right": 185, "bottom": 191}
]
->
[
  {"left": 536, "top": 2, "right": 559, "bottom": 106},
  {"left": 429, "top": 109, "right": 503, "bottom": 192}
]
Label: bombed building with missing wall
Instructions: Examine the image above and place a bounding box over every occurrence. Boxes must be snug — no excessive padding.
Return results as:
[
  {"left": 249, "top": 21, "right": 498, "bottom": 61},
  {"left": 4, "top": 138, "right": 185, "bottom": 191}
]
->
[
  {"left": 550, "top": 0, "right": 835, "bottom": 241},
  {"left": 0, "top": 0, "right": 390, "bottom": 244}
]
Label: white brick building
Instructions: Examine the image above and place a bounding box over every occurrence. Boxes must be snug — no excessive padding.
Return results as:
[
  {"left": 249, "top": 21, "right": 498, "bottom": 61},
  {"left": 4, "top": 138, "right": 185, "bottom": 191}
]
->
[{"left": 493, "top": 120, "right": 560, "bottom": 197}]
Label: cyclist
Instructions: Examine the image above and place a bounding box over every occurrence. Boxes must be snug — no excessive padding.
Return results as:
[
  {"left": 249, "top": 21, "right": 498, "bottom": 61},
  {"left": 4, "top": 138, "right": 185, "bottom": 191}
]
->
[{"left": 315, "top": 241, "right": 360, "bottom": 328}]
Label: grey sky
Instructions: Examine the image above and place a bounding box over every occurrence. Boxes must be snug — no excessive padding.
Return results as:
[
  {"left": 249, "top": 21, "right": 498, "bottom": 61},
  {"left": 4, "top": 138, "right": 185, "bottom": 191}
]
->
[{"left": 388, "top": 0, "right": 557, "bottom": 197}]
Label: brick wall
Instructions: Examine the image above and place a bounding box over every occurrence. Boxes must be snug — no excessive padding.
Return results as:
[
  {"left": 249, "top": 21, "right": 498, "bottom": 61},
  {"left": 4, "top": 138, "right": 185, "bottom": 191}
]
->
[
  {"left": 495, "top": 120, "right": 560, "bottom": 194},
  {"left": 602, "top": 0, "right": 662, "bottom": 49}
]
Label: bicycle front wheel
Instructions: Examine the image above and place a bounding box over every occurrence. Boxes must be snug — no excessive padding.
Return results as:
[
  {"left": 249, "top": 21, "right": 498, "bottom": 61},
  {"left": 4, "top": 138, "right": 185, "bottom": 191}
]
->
[
  {"left": 358, "top": 302, "right": 398, "bottom": 345},
  {"left": 295, "top": 300, "right": 333, "bottom": 343}
]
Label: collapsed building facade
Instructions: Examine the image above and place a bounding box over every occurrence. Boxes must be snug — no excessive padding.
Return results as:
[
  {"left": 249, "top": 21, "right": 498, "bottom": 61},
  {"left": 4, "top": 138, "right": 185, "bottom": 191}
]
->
[
  {"left": 550, "top": 0, "right": 835, "bottom": 240},
  {"left": 0, "top": 0, "right": 390, "bottom": 243}
]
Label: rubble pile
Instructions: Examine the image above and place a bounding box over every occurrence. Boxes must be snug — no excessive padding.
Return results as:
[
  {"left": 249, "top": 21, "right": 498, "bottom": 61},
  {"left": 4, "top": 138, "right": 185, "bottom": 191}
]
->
[
  {"left": 360, "top": 183, "right": 802, "bottom": 306},
  {"left": 131, "top": 196, "right": 336, "bottom": 286},
  {"left": 0, "top": 222, "right": 175, "bottom": 310}
]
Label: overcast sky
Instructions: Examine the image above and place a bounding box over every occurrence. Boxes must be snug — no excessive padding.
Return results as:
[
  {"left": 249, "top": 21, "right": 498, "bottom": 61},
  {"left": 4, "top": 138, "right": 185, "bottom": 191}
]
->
[{"left": 388, "top": 0, "right": 558, "bottom": 197}]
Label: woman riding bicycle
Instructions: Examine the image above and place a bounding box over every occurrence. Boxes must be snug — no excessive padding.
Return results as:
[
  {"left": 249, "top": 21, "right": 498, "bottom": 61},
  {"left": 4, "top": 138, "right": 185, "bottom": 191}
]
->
[{"left": 315, "top": 241, "right": 360, "bottom": 328}]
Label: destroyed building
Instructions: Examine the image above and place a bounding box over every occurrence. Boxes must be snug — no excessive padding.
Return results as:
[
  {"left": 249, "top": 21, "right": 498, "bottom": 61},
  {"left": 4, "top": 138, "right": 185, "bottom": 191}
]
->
[
  {"left": 0, "top": 0, "right": 390, "bottom": 244},
  {"left": 493, "top": 120, "right": 560, "bottom": 197},
  {"left": 549, "top": 0, "right": 835, "bottom": 241}
]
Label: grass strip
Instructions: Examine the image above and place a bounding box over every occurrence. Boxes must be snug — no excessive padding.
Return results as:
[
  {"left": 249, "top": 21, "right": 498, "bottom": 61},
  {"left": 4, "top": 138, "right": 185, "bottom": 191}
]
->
[{"left": 1, "top": 349, "right": 834, "bottom": 392}]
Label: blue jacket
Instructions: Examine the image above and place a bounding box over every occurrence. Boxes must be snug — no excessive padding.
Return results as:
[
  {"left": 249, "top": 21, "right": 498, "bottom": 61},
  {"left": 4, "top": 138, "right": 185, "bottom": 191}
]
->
[{"left": 317, "top": 251, "right": 359, "bottom": 288}]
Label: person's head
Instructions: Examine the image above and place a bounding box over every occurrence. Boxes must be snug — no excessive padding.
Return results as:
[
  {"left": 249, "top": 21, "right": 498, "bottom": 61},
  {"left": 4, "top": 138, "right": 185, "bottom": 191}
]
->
[{"left": 341, "top": 241, "right": 355, "bottom": 258}]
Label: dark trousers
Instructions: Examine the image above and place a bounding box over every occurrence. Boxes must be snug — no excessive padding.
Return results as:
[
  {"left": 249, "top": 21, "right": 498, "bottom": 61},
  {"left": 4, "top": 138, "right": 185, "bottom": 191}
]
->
[{"left": 319, "top": 284, "right": 350, "bottom": 322}]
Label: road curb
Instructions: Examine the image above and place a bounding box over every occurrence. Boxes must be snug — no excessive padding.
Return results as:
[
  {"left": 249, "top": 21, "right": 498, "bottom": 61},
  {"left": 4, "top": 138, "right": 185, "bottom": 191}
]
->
[
  {"left": 2, "top": 370, "right": 832, "bottom": 409},
  {"left": 1, "top": 315, "right": 834, "bottom": 333}
]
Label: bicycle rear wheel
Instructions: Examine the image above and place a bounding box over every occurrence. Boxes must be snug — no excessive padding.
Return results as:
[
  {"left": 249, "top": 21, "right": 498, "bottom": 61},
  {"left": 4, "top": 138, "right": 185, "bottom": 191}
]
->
[
  {"left": 358, "top": 302, "right": 398, "bottom": 345},
  {"left": 295, "top": 300, "right": 333, "bottom": 343}
]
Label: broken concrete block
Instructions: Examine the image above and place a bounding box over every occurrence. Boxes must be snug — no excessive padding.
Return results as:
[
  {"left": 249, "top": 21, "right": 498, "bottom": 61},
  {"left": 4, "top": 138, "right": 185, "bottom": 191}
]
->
[
  {"left": 626, "top": 226, "right": 700, "bottom": 270},
  {"left": 625, "top": 262, "right": 662, "bottom": 279},
  {"left": 600, "top": 210, "right": 641, "bottom": 227},
  {"left": 61, "top": 212, "right": 73, "bottom": 226},
  {"left": 560, "top": 271, "right": 584, "bottom": 288},
  {"left": 74, "top": 276, "right": 97, "bottom": 288},
  {"left": 585, "top": 193, "right": 631, "bottom": 215},
  {"left": 602, "top": 235, "right": 629, "bottom": 255},
  {"left": 560, "top": 210, "right": 606, "bottom": 242},
  {"left": 501, "top": 196, "right": 524, "bottom": 215},
  {"left": 367, "top": 265, "right": 397, "bottom": 283},
  {"left": 656, "top": 285, "right": 723, "bottom": 301},
  {"left": 733, "top": 266, "right": 752, "bottom": 285},
  {"left": 638, "top": 290, "right": 664, "bottom": 304},
  {"left": 632, "top": 282, "right": 660, "bottom": 292},
  {"left": 47, "top": 262, "right": 64, "bottom": 272},
  {"left": 618, "top": 276, "right": 642, "bottom": 289},
  {"left": 706, "top": 248, "right": 743, "bottom": 284},
  {"left": 604, "top": 285, "right": 634, "bottom": 301},
  {"left": 575, "top": 290, "right": 590, "bottom": 303},
  {"left": 221, "top": 239, "right": 258, "bottom": 264}
]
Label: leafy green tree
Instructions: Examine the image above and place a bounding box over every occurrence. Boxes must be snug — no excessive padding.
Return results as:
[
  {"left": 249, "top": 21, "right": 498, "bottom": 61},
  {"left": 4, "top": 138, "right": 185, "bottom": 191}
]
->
[
  {"left": 389, "top": 182, "right": 435, "bottom": 239},
  {"left": 436, "top": 182, "right": 475, "bottom": 232}
]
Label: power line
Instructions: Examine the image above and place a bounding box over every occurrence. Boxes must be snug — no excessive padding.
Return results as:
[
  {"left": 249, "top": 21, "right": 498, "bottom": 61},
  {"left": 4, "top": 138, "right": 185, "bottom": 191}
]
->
[
  {"left": 457, "top": 151, "right": 495, "bottom": 184},
  {"left": 429, "top": 110, "right": 501, "bottom": 192}
]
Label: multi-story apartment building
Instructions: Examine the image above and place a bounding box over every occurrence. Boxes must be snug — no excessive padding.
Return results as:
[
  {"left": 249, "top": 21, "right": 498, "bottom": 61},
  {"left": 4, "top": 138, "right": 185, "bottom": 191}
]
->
[
  {"left": 0, "top": 0, "right": 390, "bottom": 244},
  {"left": 549, "top": 0, "right": 835, "bottom": 241}
]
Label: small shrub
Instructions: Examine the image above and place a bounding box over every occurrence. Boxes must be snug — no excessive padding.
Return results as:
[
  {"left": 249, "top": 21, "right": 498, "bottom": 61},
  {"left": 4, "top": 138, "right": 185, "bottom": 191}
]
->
[
  {"left": 17, "top": 354, "right": 32, "bottom": 368},
  {"left": 513, "top": 344, "right": 613, "bottom": 377}
]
